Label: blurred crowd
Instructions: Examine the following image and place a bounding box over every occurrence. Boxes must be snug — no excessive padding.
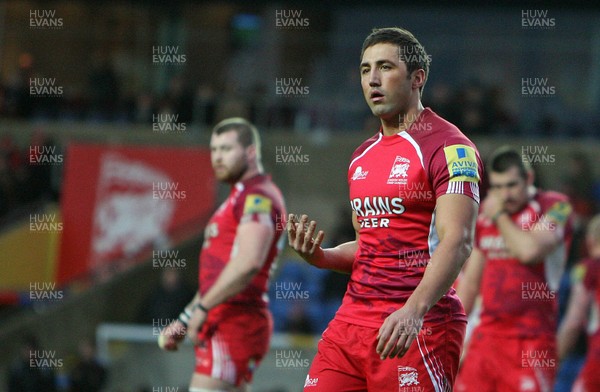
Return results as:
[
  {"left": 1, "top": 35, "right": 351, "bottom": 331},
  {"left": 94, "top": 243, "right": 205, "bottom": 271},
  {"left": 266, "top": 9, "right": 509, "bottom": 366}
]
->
[
  {"left": 1, "top": 53, "right": 596, "bottom": 138},
  {"left": 8, "top": 336, "right": 107, "bottom": 392},
  {"left": 0, "top": 132, "right": 61, "bottom": 225}
]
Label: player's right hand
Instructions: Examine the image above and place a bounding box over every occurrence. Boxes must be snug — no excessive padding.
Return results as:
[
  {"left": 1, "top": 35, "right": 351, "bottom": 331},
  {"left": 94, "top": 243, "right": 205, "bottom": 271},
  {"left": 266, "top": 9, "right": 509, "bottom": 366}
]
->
[
  {"left": 287, "top": 214, "right": 325, "bottom": 265},
  {"left": 158, "top": 320, "right": 186, "bottom": 351}
]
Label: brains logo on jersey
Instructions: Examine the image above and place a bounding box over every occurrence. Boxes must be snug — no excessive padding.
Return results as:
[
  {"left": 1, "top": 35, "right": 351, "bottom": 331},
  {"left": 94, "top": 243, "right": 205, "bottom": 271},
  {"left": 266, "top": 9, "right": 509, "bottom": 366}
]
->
[{"left": 443, "top": 144, "right": 479, "bottom": 183}]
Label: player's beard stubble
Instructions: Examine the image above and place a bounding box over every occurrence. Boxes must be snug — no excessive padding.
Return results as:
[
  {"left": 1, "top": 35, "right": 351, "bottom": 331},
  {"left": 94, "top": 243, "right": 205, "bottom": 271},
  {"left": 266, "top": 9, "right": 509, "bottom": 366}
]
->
[{"left": 215, "top": 160, "right": 249, "bottom": 184}]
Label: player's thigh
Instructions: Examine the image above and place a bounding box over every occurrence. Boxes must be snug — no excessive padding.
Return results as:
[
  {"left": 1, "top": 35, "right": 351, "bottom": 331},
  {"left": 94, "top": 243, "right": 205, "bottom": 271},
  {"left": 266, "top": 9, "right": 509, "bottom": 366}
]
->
[
  {"left": 304, "top": 319, "right": 368, "bottom": 392},
  {"left": 194, "top": 312, "right": 271, "bottom": 387},
  {"left": 573, "top": 360, "right": 600, "bottom": 392},
  {"left": 303, "top": 350, "right": 367, "bottom": 392},
  {"left": 497, "top": 337, "right": 556, "bottom": 392},
  {"left": 190, "top": 372, "right": 239, "bottom": 391},
  {"left": 368, "top": 320, "right": 466, "bottom": 392},
  {"left": 456, "top": 330, "right": 505, "bottom": 392}
]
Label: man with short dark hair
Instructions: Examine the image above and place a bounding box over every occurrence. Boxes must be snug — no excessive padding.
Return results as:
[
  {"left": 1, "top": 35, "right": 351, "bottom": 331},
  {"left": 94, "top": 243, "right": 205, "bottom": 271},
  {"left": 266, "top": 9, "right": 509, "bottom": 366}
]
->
[
  {"left": 159, "top": 118, "right": 286, "bottom": 392},
  {"left": 289, "top": 27, "right": 482, "bottom": 391},
  {"left": 456, "top": 146, "right": 573, "bottom": 391}
]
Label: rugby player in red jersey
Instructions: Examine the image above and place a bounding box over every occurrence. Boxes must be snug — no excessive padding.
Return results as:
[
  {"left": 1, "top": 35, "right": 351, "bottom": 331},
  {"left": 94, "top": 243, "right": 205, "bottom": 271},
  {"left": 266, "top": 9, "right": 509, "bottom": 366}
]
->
[
  {"left": 558, "top": 214, "right": 600, "bottom": 391},
  {"left": 159, "top": 118, "right": 286, "bottom": 392},
  {"left": 456, "top": 146, "right": 573, "bottom": 391},
  {"left": 288, "top": 27, "right": 482, "bottom": 391}
]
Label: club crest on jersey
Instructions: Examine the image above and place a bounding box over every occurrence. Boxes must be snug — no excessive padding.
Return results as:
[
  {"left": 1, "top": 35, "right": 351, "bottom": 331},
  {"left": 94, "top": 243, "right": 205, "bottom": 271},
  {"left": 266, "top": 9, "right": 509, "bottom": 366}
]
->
[
  {"left": 398, "top": 366, "right": 420, "bottom": 387},
  {"left": 351, "top": 166, "right": 369, "bottom": 180},
  {"left": 387, "top": 156, "right": 410, "bottom": 185}
]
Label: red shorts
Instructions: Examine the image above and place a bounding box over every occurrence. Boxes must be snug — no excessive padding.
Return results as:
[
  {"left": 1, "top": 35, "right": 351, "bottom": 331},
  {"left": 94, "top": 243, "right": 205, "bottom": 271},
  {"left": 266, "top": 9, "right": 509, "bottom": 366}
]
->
[
  {"left": 194, "top": 305, "right": 272, "bottom": 387},
  {"left": 572, "top": 359, "right": 600, "bottom": 392},
  {"left": 455, "top": 329, "right": 556, "bottom": 392},
  {"left": 304, "top": 318, "right": 466, "bottom": 392}
]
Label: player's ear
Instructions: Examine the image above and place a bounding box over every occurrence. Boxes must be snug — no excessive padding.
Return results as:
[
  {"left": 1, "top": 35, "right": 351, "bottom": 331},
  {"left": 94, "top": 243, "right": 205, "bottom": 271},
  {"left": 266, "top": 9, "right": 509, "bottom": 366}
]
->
[
  {"left": 526, "top": 169, "right": 535, "bottom": 186},
  {"left": 246, "top": 144, "right": 257, "bottom": 161},
  {"left": 412, "top": 69, "right": 425, "bottom": 91}
]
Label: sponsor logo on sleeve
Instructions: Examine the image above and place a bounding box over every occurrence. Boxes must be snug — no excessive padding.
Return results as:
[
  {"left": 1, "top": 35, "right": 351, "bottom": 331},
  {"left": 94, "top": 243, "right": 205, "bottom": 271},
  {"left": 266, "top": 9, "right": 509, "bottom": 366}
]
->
[
  {"left": 545, "top": 201, "right": 571, "bottom": 225},
  {"left": 572, "top": 264, "right": 587, "bottom": 284},
  {"left": 443, "top": 144, "right": 479, "bottom": 183},
  {"left": 243, "top": 194, "right": 272, "bottom": 215}
]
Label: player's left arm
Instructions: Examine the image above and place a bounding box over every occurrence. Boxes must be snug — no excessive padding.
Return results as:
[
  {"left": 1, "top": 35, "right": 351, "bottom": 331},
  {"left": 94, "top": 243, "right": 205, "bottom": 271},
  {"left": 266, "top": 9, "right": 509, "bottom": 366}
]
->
[
  {"left": 557, "top": 276, "right": 591, "bottom": 360},
  {"left": 187, "top": 219, "right": 275, "bottom": 344},
  {"left": 377, "top": 193, "right": 478, "bottom": 359},
  {"left": 489, "top": 199, "right": 571, "bottom": 265}
]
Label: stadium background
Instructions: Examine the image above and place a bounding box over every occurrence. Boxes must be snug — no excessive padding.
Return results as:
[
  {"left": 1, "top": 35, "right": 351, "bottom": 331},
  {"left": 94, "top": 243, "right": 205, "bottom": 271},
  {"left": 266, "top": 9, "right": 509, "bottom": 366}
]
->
[{"left": 0, "top": 1, "right": 599, "bottom": 391}]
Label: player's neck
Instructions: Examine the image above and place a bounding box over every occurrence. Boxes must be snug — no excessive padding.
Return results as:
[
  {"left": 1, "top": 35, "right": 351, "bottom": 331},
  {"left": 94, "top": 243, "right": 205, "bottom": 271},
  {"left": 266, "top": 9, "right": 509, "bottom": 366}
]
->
[
  {"left": 380, "top": 102, "right": 424, "bottom": 136},
  {"left": 238, "top": 165, "right": 262, "bottom": 183}
]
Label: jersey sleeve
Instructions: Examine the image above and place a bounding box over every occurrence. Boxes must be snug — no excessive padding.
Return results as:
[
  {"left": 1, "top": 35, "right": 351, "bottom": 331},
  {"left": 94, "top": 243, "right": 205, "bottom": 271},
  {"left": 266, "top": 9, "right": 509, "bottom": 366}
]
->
[
  {"left": 540, "top": 196, "right": 573, "bottom": 239},
  {"left": 581, "top": 259, "right": 599, "bottom": 292},
  {"left": 429, "top": 141, "right": 482, "bottom": 203},
  {"left": 233, "top": 192, "right": 276, "bottom": 228}
]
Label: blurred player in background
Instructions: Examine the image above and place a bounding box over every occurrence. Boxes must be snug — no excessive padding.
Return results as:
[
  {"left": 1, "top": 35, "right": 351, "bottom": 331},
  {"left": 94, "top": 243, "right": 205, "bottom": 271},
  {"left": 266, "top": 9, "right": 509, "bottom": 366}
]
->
[
  {"left": 558, "top": 214, "right": 600, "bottom": 391},
  {"left": 456, "top": 146, "right": 573, "bottom": 391},
  {"left": 288, "top": 27, "right": 482, "bottom": 391},
  {"left": 159, "top": 117, "right": 286, "bottom": 392}
]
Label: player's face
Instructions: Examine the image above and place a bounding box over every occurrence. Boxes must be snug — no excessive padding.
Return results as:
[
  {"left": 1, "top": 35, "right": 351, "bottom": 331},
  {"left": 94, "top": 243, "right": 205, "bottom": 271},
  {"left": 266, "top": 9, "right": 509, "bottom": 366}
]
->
[
  {"left": 488, "top": 167, "right": 530, "bottom": 213},
  {"left": 210, "top": 130, "right": 249, "bottom": 183},
  {"left": 360, "top": 43, "right": 414, "bottom": 122}
]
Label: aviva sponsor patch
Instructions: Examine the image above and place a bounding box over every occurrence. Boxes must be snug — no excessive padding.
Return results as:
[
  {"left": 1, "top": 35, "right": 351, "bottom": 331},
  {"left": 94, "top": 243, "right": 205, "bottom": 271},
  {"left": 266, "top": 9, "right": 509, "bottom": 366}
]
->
[
  {"left": 571, "top": 263, "right": 587, "bottom": 284},
  {"left": 444, "top": 144, "right": 479, "bottom": 182},
  {"left": 545, "top": 201, "right": 571, "bottom": 225},
  {"left": 244, "top": 194, "right": 272, "bottom": 214}
]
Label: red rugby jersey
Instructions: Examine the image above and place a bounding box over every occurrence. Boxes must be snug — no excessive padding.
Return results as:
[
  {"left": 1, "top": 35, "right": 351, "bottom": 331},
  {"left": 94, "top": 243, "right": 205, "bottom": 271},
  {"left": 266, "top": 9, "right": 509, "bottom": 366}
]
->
[
  {"left": 581, "top": 257, "right": 600, "bottom": 362},
  {"left": 475, "top": 190, "right": 573, "bottom": 338},
  {"left": 336, "top": 108, "right": 483, "bottom": 328},
  {"left": 199, "top": 174, "right": 286, "bottom": 308}
]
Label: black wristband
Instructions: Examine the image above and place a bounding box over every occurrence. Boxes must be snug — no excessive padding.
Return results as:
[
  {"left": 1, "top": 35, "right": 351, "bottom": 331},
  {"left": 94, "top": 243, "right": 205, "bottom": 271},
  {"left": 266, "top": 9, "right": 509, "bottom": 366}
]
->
[
  {"left": 194, "top": 303, "right": 209, "bottom": 313},
  {"left": 177, "top": 309, "right": 190, "bottom": 327}
]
